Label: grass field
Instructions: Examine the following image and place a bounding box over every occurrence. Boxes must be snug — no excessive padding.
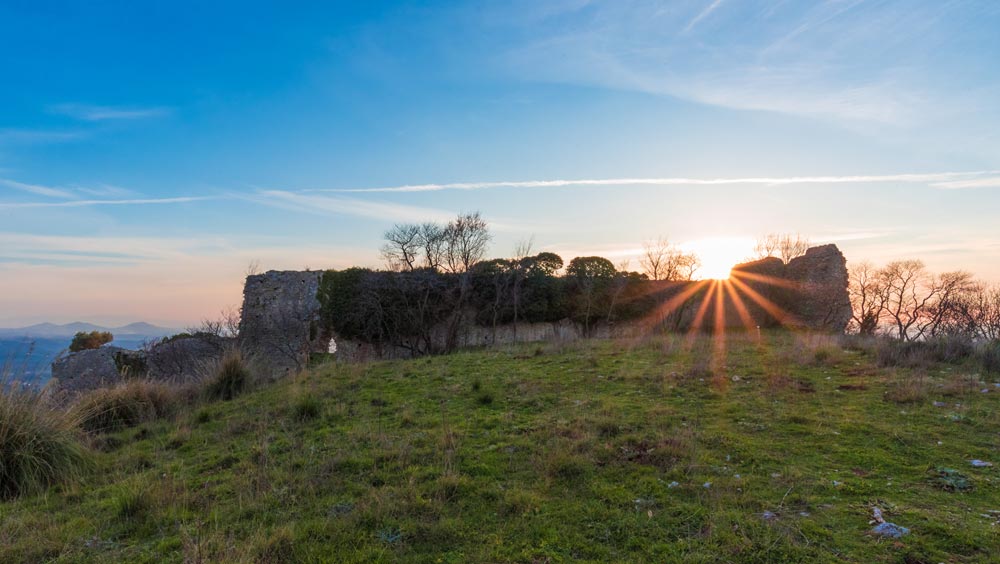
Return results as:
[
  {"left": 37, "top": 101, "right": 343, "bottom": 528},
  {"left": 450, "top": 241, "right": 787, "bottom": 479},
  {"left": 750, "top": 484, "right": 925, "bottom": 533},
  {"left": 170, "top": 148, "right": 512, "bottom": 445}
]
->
[{"left": 2, "top": 332, "right": 1000, "bottom": 563}]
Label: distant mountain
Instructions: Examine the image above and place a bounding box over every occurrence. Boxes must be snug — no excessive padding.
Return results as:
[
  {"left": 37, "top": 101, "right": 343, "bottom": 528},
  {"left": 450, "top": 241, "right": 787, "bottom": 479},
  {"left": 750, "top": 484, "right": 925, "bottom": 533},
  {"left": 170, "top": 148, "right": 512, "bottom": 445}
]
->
[
  {"left": 114, "top": 322, "right": 177, "bottom": 336},
  {"left": 0, "top": 321, "right": 182, "bottom": 384},
  {"left": 0, "top": 321, "right": 179, "bottom": 339}
]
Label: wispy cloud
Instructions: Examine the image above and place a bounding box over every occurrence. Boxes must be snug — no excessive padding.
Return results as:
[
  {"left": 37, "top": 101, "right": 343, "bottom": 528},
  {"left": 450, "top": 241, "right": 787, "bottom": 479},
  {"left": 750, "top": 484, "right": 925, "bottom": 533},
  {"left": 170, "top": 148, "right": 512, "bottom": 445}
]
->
[
  {"left": 931, "top": 177, "right": 1000, "bottom": 189},
  {"left": 71, "top": 183, "right": 136, "bottom": 198},
  {"left": 49, "top": 103, "right": 171, "bottom": 121},
  {"left": 0, "top": 128, "right": 85, "bottom": 144},
  {"left": 0, "top": 178, "right": 75, "bottom": 198},
  {"left": 309, "top": 170, "right": 1000, "bottom": 194},
  {"left": 494, "top": 1, "right": 982, "bottom": 125},
  {"left": 0, "top": 196, "right": 215, "bottom": 209},
  {"left": 250, "top": 190, "right": 456, "bottom": 223},
  {"left": 683, "top": 0, "right": 724, "bottom": 33},
  {"left": 0, "top": 232, "right": 227, "bottom": 264}
]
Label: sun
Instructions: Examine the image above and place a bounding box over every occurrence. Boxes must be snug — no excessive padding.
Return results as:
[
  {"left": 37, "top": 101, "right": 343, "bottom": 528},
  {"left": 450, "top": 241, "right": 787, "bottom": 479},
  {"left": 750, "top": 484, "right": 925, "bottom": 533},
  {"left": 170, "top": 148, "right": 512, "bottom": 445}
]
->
[{"left": 681, "top": 237, "right": 756, "bottom": 280}]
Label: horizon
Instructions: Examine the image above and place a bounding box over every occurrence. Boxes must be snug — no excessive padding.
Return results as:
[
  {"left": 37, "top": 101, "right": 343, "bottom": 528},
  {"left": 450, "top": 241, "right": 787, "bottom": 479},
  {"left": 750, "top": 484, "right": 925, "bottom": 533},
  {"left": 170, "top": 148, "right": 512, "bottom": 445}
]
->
[{"left": 3, "top": 1, "right": 1000, "bottom": 327}]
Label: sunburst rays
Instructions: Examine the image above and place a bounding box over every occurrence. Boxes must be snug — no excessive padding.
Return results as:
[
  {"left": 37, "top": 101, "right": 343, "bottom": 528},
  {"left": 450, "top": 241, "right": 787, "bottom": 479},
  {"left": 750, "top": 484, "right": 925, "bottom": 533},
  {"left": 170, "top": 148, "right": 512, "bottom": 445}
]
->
[{"left": 635, "top": 266, "right": 805, "bottom": 382}]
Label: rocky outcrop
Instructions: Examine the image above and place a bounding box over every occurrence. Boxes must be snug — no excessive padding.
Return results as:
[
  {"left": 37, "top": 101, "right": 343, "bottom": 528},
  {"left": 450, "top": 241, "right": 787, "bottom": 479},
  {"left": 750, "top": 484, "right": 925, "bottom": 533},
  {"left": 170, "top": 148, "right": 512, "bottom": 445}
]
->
[
  {"left": 50, "top": 333, "right": 233, "bottom": 395},
  {"left": 239, "top": 270, "right": 327, "bottom": 373},
  {"left": 146, "top": 333, "right": 229, "bottom": 381},
  {"left": 50, "top": 346, "right": 145, "bottom": 394}
]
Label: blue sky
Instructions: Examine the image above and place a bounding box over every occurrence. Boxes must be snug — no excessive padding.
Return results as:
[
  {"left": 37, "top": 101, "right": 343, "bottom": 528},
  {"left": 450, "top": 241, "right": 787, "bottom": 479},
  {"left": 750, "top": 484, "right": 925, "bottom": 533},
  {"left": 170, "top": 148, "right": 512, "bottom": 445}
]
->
[{"left": 2, "top": 0, "right": 999, "bottom": 326}]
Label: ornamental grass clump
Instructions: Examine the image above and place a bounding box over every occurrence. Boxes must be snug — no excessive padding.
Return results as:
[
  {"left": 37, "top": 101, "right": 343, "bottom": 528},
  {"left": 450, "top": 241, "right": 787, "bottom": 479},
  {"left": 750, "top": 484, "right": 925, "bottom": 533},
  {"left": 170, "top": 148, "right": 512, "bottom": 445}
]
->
[{"left": 0, "top": 371, "right": 90, "bottom": 499}]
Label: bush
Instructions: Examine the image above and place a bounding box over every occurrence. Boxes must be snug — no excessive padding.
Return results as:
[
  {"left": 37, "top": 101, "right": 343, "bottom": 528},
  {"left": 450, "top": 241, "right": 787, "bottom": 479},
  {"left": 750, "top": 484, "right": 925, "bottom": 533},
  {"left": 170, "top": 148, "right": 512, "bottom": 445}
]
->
[
  {"left": 982, "top": 340, "right": 1000, "bottom": 375},
  {"left": 69, "top": 330, "right": 114, "bottom": 352},
  {"left": 72, "top": 380, "right": 179, "bottom": 434},
  {"left": 292, "top": 393, "right": 322, "bottom": 421},
  {"left": 203, "top": 349, "right": 254, "bottom": 401},
  {"left": 875, "top": 335, "right": 975, "bottom": 369},
  {"left": 0, "top": 379, "right": 90, "bottom": 499}
]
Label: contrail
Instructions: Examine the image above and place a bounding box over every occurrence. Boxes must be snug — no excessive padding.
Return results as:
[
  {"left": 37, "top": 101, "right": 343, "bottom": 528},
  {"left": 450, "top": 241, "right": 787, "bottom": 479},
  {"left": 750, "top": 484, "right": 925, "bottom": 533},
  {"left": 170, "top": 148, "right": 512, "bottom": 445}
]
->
[
  {"left": 306, "top": 171, "right": 1000, "bottom": 194},
  {"left": 0, "top": 196, "right": 216, "bottom": 209}
]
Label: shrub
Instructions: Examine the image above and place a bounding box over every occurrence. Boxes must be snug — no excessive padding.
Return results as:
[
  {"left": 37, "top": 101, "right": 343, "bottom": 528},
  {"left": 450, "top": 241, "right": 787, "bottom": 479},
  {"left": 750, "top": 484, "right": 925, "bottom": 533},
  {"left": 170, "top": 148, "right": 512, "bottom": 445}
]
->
[
  {"left": 292, "top": 393, "right": 322, "bottom": 421},
  {"left": 72, "top": 380, "right": 179, "bottom": 433},
  {"left": 876, "top": 335, "right": 976, "bottom": 369},
  {"left": 69, "top": 331, "right": 114, "bottom": 352},
  {"left": 0, "top": 379, "right": 90, "bottom": 499},
  {"left": 203, "top": 349, "right": 254, "bottom": 401},
  {"left": 982, "top": 340, "right": 1000, "bottom": 375}
]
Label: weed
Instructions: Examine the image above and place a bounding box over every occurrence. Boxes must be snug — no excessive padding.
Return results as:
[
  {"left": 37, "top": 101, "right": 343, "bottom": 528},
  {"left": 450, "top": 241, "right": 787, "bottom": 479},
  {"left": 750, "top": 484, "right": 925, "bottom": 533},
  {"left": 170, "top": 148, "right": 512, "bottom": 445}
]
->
[
  {"left": 112, "top": 480, "right": 150, "bottom": 521},
  {"left": 203, "top": 349, "right": 254, "bottom": 401},
  {"left": 256, "top": 527, "right": 297, "bottom": 563},
  {"left": 884, "top": 372, "right": 929, "bottom": 404},
  {"left": 292, "top": 392, "right": 322, "bottom": 421}
]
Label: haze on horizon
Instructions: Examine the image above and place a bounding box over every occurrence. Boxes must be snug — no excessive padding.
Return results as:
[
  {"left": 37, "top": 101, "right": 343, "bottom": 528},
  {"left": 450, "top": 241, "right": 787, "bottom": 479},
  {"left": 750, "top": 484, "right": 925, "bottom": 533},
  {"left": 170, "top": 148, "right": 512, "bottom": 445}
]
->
[{"left": 2, "top": 1, "right": 999, "bottom": 328}]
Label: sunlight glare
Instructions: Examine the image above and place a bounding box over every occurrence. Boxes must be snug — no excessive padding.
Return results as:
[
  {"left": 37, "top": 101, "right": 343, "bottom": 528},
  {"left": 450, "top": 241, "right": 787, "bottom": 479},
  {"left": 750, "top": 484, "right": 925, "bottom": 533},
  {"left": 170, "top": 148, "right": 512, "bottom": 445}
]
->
[{"left": 681, "top": 237, "right": 755, "bottom": 280}]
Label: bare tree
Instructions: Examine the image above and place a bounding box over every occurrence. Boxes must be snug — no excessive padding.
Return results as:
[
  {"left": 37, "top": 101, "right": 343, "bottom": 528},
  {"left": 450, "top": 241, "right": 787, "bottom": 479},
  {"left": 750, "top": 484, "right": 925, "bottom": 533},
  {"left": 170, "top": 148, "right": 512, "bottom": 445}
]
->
[
  {"left": 510, "top": 238, "right": 534, "bottom": 331},
  {"left": 924, "top": 270, "right": 978, "bottom": 338},
  {"left": 640, "top": 238, "right": 670, "bottom": 281},
  {"left": 417, "top": 222, "right": 446, "bottom": 270},
  {"left": 848, "top": 261, "right": 888, "bottom": 335},
  {"left": 245, "top": 259, "right": 262, "bottom": 277},
  {"left": 962, "top": 284, "right": 1000, "bottom": 340},
  {"left": 753, "top": 233, "right": 810, "bottom": 263},
  {"left": 381, "top": 223, "right": 422, "bottom": 271},
  {"left": 880, "top": 260, "right": 930, "bottom": 341},
  {"left": 442, "top": 212, "right": 491, "bottom": 273},
  {"left": 640, "top": 237, "right": 701, "bottom": 281}
]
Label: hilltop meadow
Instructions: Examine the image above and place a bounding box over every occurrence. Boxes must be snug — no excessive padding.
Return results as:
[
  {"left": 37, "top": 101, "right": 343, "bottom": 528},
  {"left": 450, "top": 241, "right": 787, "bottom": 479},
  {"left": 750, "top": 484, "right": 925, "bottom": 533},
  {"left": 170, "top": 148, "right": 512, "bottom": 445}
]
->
[{"left": 3, "top": 331, "right": 1000, "bottom": 563}]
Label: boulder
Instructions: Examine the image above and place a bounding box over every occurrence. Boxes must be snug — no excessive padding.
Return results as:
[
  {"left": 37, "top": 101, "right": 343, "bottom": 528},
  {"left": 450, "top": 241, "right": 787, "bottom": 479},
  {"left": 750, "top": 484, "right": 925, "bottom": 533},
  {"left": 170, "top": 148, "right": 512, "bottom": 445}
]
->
[
  {"left": 146, "top": 333, "right": 229, "bottom": 382},
  {"left": 50, "top": 346, "right": 146, "bottom": 395}
]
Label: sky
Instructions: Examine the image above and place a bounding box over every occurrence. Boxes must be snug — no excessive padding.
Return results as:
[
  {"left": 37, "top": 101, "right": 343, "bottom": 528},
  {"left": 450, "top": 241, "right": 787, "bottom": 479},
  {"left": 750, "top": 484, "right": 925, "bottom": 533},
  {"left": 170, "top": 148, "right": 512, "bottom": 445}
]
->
[{"left": 1, "top": 0, "right": 999, "bottom": 327}]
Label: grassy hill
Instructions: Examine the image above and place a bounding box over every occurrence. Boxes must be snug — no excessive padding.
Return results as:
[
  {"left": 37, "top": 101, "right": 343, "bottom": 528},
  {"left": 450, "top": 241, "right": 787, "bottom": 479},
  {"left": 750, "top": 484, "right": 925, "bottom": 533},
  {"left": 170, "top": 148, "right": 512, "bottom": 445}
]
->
[{"left": 2, "top": 333, "right": 1000, "bottom": 562}]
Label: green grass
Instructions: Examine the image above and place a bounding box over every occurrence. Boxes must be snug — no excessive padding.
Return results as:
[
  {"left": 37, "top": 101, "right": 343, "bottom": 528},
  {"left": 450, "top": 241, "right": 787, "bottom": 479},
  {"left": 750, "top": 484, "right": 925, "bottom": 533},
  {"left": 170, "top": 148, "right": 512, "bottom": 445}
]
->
[{"left": 3, "top": 332, "right": 1000, "bottom": 562}]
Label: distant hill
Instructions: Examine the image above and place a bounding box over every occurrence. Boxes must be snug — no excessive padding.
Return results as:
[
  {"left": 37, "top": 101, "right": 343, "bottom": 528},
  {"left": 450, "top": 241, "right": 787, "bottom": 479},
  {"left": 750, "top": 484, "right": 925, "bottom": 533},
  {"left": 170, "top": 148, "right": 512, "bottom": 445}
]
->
[
  {"left": 0, "top": 321, "right": 178, "bottom": 339},
  {"left": 0, "top": 321, "right": 181, "bottom": 384}
]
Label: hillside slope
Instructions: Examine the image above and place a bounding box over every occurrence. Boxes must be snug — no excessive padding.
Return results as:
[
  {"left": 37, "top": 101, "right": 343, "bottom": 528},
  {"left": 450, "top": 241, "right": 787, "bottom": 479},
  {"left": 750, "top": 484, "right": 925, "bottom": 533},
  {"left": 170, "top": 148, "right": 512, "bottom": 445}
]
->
[{"left": 2, "top": 334, "right": 999, "bottom": 562}]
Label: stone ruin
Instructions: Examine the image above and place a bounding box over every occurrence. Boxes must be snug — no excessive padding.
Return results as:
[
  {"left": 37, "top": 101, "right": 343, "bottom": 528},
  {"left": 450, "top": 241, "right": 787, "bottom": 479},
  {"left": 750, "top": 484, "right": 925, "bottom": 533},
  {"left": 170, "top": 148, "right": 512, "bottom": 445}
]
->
[
  {"left": 50, "top": 244, "right": 853, "bottom": 392},
  {"left": 237, "top": 270, "right": 329, "bottom": 373},
  {"left": 730, "top": 244, "right": 852, "bottom": 330},
  {"left": 238, "top": 244, "right": 853, "bottom": 367}
]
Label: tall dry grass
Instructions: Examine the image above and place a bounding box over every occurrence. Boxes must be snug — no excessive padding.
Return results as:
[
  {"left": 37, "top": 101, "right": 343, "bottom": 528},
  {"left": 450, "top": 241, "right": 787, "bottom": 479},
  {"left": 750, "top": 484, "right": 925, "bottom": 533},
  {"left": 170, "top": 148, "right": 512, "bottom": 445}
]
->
[
  {"left": 0, "top": 366, "right": 90, "bottom": 499},
  {"left": 71, "top": 379, "right": 183, "bottom": 434}
]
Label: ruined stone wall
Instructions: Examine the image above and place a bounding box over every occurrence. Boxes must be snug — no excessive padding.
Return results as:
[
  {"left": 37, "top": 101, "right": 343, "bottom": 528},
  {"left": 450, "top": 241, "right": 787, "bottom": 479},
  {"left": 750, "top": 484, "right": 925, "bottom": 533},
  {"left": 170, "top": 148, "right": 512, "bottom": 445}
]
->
[
  {"left": 238, "top": 270, "right": 327, "bottom": 373},
  {"left": 784, "top": 244, "right": 852, "bottom": 330},
  {"left": 237, "top": 245, "right": 853, "bottom": 366}
]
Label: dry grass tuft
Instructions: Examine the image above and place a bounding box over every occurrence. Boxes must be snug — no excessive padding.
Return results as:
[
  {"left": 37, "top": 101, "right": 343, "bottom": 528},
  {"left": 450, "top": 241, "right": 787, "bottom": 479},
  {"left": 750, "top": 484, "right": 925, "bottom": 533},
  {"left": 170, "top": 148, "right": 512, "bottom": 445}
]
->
[
  {"left": 72, "top": 379, "right": 180, "bottom": 434},
  {"left": 1, "top": 373, "right": 91, "bottom": 499}
]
